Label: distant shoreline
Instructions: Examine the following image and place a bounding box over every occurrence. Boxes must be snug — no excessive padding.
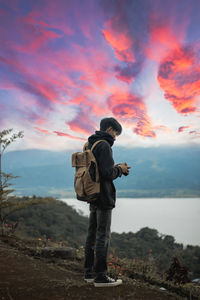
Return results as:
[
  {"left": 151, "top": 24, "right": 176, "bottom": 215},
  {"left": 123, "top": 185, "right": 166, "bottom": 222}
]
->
[{"left": 15, "top": 188, "right": 200, "bottom": 199}]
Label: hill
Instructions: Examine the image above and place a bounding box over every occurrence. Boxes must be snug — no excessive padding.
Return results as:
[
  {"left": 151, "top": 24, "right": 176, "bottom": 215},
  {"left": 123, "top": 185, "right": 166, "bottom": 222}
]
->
[
  {"left": 5, "top": 197, "right": 200, "bottom": 278},
  {"left": 3, "top": 146, "right": 200, "bottom": 198},
  {"left": 1, "top": 235, "right": 194, "bottom": 300},
  {"left": 6, "top": 197, "right": 88, "bottom": 247}
]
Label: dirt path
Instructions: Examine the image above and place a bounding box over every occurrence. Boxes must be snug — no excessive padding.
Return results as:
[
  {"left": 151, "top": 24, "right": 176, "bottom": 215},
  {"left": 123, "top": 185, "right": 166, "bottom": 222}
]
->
[{"left": 0, "top": 237, "right": 183, "bottom": 300}]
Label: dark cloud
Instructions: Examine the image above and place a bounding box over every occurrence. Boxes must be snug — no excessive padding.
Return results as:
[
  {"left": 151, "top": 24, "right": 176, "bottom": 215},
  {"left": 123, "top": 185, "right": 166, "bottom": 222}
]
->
[
  {"left": 67, "top": 108, "right": 97, "bottom": 136},
  {"left": 100, "top": 0, "right": 150, "bottom": 83},
  {"left": 114, "top": 59, "right": 143, "bottom": 83}
]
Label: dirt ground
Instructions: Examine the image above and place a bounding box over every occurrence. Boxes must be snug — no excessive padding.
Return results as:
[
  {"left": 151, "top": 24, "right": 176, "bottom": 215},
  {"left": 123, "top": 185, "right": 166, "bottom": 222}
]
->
[{"left": 0, "top": 236, "right": 187, "bottom": 300}]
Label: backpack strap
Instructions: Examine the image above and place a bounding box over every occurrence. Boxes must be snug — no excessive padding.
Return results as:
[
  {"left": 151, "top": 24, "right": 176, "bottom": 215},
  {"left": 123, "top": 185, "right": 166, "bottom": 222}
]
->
[
  {"left": 83, "top": 142, "right": 89, "bottom": 151},
  {"left": 91, "top": 140, "right": 108, "bottom": 152}
]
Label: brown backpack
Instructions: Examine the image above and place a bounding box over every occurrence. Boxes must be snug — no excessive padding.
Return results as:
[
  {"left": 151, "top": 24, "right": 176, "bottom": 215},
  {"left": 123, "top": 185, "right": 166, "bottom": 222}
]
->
[{"left": 72, "top": 140, "right": 107, "bottom": 202}]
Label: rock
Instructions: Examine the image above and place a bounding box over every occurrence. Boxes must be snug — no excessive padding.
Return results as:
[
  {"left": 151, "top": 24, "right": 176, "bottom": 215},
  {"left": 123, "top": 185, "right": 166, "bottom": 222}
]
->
[{"left": 41, "top": 247, "right": 76, "bottom": 259}]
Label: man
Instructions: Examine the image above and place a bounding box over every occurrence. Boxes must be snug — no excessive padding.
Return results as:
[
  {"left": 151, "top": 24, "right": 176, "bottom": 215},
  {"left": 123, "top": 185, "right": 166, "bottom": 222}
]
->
[{"left": 84, "top": 117, "right": 130, "bottom": 287}]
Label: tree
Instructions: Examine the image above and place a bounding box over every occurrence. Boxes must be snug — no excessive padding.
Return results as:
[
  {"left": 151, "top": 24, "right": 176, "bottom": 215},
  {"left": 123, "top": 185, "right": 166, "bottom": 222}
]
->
[
  {"left": 165, "top": 256, "right": 190, "bottom": 284},
  {"left": 0, "top": 129, "right": 23, "bottom": 229},
  {"left": 0, "top": 129, "right": 55, "bottom": 234}
]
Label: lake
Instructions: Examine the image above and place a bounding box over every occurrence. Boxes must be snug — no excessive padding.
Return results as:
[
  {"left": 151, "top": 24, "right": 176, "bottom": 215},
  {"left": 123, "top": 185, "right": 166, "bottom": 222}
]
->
[{"left": 61, "top": 198, "right": 200, "bottom": 246}]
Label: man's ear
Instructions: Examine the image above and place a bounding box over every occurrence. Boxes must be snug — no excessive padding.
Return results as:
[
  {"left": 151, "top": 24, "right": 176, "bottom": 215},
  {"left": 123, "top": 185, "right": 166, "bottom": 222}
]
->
[{"left": 106, "top": 126, "right": 112, "bottom": 132}]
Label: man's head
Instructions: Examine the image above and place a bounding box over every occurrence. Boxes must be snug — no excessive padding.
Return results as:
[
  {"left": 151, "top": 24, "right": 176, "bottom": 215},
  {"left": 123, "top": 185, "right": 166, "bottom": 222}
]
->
[{"left": 100, "top": 117, "right": 122, "bottom": 140}]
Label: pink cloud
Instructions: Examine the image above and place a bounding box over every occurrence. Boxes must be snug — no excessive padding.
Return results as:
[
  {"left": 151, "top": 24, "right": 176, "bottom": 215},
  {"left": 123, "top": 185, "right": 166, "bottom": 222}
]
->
[
  {"left": 108, "top": 92, "right": 156, "bottom": 138},
  {"left": 134, "top": 119, "right": 156, "bottom": 138},
  {"left": 101, "top": 1, "right": 148, "bottom": 84},
  {"left": 54, "top": 131, "right": 86, "bottom": 141},
  {"left": 68, "top": 108, "right": 97, "bottom": 136},
  {"left": 1, "top": 0, "right": 199, "bottom": 146},
  {"left": 36, "top": 118, "right": 47, "bottom": 125},
  {"left": 189, "top": 131, "right": 200, "bottom": 139},
  {"left": 158, "top": 46, "right": 200, "bottom": 114},
  {"left": 178, "top": 126, "right": 190, "bottom": 133},
  {"left": 21, "top": 11, "right": 73, "bottom": 36},
  {"left": 154, "top": 125, "right": 173, "bottom": 134},
  {"left": 34, "top": 127, "right": 50, "bottom": 134},
  {"left": 146, "top": 21, "right": 184, "bottom": 62},
  {"left": 103, "top": 17, "right": 135, "bottom": 63}
]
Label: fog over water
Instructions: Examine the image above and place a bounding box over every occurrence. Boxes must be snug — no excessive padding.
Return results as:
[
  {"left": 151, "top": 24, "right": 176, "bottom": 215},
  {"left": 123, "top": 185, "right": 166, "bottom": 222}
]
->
[{"left": 61, "top": 198, "right": 200, "bottom": 246}]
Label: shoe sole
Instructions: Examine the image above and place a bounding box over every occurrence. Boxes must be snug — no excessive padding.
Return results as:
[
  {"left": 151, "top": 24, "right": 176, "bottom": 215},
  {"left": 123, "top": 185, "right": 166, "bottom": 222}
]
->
[
  {"left": 84, "top": 278, "right": 94, "bottom": 283},
  {"left": 94, "top": 279, "right": 122, "bottom": 287}
]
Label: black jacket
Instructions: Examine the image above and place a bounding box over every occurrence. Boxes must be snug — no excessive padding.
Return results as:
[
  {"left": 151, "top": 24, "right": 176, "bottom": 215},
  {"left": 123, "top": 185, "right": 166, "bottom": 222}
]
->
[{"left": 88, "top": 130, "right": 122, "bottom": 210}]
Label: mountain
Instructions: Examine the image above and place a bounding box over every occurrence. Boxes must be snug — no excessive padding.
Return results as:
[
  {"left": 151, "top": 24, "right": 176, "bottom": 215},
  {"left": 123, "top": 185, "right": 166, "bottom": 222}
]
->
[{"left": 3, "top": 146, "right": 200, "bottom": 198}]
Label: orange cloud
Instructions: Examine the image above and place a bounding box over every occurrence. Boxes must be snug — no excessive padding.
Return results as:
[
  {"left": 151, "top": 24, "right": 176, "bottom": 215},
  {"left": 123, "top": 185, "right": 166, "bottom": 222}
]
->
[
  {"left": 146, "top": 23, "right": 181, "bottom": 62},
  {"left": 108, "top": 93, "right": 156, "bottom": 138},
  {"left": 103, "top": 17, "right": 135, "bottom": 63},
  {"left": 101, "top": 4, "right": 147, "bottom": 84},
  {"left": 145, "top": 3, "right": 189, "bottom": 62},
  {"left": 134, "top": 119, "right": 156, "bottom": 138},
  {"left": 158, "top": 46, "right": 200, "bottom": 114}
]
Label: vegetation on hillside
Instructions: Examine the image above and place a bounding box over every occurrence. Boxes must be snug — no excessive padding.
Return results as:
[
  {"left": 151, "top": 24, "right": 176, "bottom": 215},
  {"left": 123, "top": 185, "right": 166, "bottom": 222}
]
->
[
  {"left": 110, "top": 228, "right": 200, "bottom": 278},
  {"left": 5, "top": 196, "right": 88, "bottom": 246},
  {"left": 4, "top": 196, "right": 200, "bottom": 279},
  {"left": 0, "top": 129, "right": 55, "bottom": 234}
]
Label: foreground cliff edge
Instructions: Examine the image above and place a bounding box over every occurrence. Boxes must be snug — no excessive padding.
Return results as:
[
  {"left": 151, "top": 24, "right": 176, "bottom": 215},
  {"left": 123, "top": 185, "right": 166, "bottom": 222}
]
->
[{"left": 0, "top": 236, "right": 199, "bottom": 300}]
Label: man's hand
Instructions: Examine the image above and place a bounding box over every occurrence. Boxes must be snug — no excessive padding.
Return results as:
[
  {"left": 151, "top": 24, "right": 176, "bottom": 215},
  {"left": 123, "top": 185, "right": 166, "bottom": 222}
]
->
[{"left": 118, "top": 162, "right": 131, "bottom": 176}]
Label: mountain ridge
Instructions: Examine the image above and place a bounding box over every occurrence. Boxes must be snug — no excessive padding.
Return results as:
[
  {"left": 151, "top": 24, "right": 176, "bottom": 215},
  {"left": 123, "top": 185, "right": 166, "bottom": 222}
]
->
[{"left": 3, "top": 146, "right": 200, "bottom": 198}]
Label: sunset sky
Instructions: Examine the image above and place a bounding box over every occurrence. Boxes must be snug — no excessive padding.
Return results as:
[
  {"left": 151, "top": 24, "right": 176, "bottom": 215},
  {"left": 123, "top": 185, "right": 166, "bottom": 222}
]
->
[{"left": 0, "top": 0, "right": 200, "bottom": 150}]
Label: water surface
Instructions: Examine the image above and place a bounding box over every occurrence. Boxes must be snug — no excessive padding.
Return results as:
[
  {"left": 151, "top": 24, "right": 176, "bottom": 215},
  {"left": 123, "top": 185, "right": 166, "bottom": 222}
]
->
[{"left": 61, "top": 198, "right": 200, "bottom": 246}]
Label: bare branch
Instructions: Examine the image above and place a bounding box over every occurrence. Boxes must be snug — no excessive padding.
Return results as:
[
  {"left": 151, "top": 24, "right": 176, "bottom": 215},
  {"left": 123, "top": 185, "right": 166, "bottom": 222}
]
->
[{"left": 0, "top": 128, "right": 24, "bottom": 231}]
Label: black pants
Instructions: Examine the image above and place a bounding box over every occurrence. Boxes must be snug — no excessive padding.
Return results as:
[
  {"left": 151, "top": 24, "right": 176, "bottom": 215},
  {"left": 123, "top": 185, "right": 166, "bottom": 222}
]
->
[{"left": 84, "top": 205, "right": 112, "bottom": 279}]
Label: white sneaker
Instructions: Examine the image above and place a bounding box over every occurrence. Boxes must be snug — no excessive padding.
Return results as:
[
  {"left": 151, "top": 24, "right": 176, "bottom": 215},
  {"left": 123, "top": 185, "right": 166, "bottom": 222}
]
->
[
  {"left": 84, "top": 278, "right": 94, "bottom": 283},
  {"left": 94, "top": 276, "right": 122, "bottom": 287}
]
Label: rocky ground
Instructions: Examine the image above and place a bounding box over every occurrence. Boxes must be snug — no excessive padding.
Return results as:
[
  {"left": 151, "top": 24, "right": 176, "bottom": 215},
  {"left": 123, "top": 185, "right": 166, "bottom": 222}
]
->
[{"left": 0, "top": 236, "right": 197, "bottom": 300}]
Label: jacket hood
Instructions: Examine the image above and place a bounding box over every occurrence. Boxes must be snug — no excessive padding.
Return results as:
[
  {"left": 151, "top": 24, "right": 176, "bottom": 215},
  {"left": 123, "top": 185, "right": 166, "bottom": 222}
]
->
[{"left": 88, "top": 130, "right": 114, "bottom": 147}]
